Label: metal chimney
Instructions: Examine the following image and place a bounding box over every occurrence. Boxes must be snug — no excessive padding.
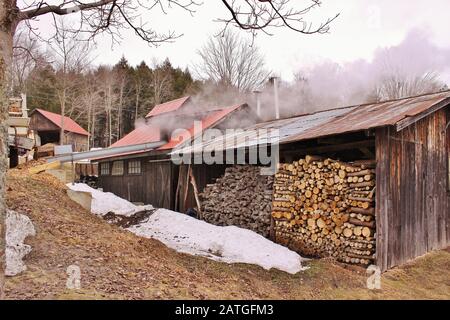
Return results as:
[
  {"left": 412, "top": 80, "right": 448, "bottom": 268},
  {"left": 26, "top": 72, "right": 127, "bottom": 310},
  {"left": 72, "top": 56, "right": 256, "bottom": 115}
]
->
[
  {"left": 253, "top": 90, "right": 262, "bottom": 118},
  {"left": 270, "top": 77, "right": 280, "bottom": 120},
  {"left": 20, "top": 93, "right": 28, "bottom": 118}
]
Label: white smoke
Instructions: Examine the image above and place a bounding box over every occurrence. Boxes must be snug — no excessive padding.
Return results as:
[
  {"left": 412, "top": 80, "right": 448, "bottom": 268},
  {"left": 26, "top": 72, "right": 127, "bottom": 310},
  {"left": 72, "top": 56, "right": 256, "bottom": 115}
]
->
[{"left": 132, "top": 28, "right": 450, "bottom": 130}]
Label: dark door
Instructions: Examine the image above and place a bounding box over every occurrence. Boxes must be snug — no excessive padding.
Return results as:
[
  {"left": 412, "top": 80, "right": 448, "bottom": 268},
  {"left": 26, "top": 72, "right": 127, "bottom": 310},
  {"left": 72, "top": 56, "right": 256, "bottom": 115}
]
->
[{"left": 145, "top": 161, "right": 172, "bottom": 209}]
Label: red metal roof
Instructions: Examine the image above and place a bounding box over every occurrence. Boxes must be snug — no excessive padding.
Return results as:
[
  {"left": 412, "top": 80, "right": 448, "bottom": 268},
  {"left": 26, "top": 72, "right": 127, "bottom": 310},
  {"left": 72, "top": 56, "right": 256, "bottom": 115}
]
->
[
  {"left": 110, "top": 124, "right": 161, "bottom": 148},
  {"left": 145, "top": 96, "right": 191, "bottom": 118},
  {"left": 96, "top": 104, "right": 243, "bottom": 160},
  {"left": 34, "top": 109, "right": 89, "bottom": 136},
  {"left": 158, "top": 105, "right": 242, "bottom": 150}
]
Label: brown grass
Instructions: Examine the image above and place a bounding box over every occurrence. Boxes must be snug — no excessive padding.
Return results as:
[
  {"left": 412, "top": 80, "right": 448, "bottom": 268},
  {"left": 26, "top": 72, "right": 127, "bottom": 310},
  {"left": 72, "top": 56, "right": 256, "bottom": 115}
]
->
[{"left": 4, "top": 167, "right": 450, "bottom": 300}]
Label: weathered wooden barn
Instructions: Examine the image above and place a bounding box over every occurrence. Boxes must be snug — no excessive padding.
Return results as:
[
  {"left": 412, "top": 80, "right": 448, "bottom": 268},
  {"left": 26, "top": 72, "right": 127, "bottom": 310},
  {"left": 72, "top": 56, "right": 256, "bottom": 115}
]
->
[
  {"left": 95, "top": 98, "right": 257, "bottom": 210},
  {"left": 174, "top": 90, "right": 450, "bottom": 271},
  {"left": 29, "top": 108, "right": 89, "bottom": 152}
]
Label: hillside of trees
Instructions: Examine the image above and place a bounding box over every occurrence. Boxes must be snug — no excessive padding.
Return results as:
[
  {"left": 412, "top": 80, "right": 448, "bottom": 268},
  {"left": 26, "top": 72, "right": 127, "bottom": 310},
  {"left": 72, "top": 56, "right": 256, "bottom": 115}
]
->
[
  {"left": 19, "top": 55, "right": 199, "bottom": 148},
  {"left": 11, "top": 29, "right": 448, "bottom": 148}
]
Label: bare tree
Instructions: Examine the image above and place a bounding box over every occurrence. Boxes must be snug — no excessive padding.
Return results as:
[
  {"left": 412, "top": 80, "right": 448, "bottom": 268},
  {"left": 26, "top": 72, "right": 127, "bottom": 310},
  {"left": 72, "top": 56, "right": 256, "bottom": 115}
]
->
[
  {"left": 196, "top": 30, "right": 270, "bottom": 91},
  {"left": 0, "top": 0, "right": 338, "bottom": 298},
  {"left": 95, "top": 65, "right": 119, "bottom": 146},
  {"left": 50, "top": 19, "right": 92, "bottom": 145},
  {"left": 150, "top": 59, "right": 173, "bottom": 105},
  {"left": 70, "top": 71, "right": 103, "bottom": 149},
  {"left": 372, "top": 72, "right": 447, "bottom": 101},
  {"left": 11, "top": 29, "right": 47, "bottom": 94}
]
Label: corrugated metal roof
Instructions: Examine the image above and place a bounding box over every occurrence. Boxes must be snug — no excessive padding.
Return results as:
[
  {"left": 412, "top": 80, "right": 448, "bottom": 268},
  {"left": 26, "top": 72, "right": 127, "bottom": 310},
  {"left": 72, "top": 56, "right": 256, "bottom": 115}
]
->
[
  {"left": 282, "top": 91, "right": 450, "bottom": 143},
  {"left": 145, "top": 96, "right": 191, "bottom": 118},
  {"left": 173, "top": 91, "right": 450, "bottom": 155},
  {"left": 34, "top": 109, "right": 89, "bottom": 136}
]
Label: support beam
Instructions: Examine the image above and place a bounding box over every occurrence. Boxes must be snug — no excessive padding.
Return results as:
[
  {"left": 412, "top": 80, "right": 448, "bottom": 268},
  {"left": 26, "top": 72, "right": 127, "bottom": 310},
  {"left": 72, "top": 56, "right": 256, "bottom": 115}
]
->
[{"left": 283, "top": 139, "right": 375, "bottom": 156}]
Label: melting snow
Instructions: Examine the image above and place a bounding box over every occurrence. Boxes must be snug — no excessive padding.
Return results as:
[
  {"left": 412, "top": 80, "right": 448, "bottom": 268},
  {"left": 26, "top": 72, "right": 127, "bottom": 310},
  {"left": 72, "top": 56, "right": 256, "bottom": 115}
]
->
[
  {"left": 67, "top": 183, "right": 305, "bottom": 274},
  {"left": 67, "top": 183, "right": 153, "bottom": 216},
  {"left": 129, "top": 209, "right": 306, "bottom": 274},
  {"left": 6, "top": 210, "right": 36, "bottom": 276}
]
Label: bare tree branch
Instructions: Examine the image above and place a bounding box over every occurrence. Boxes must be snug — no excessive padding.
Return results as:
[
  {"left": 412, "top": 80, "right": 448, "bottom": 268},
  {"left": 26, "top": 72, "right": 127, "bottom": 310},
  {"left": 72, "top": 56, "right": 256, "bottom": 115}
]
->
[
  {"left": 219, "top": 0, "right": 339, "bottom": 38},
  {"left": 195, "top": 29, "right": 270, "bottom": 91},
  {"left": 19, "top": 0, "right": 115, "bottom": 20}
]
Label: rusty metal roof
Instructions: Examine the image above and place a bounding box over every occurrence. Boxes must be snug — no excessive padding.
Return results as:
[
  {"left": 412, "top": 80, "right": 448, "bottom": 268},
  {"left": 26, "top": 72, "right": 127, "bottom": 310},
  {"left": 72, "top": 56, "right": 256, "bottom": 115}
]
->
[
  {"left": 173, "top": 90, "right": 450, "bottom": 155},
  {"left": 283, "top": 91, "right": 450, "bottom": 143}
]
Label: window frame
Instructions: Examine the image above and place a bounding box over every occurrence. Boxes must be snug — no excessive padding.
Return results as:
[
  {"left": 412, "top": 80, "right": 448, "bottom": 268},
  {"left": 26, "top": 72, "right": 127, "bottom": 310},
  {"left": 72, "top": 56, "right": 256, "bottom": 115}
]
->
[
  {"left": 127, "top": 159, "right": 142, "bottom": 175},
  {"left": 100, "top": 162, "right": 110, "bottom": 176},
  {"left": 111, "top": 160, "right": 124, "bottom": 176}
]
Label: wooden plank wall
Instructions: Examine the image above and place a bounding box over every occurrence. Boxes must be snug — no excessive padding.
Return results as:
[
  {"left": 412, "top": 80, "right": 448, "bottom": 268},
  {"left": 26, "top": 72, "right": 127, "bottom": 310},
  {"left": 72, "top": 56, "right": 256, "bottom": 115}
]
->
[
  {"left": 29, "top": 112, "right": 59, "bottom": 131},
  {"left": 98, "top": 159, "right": 227, "bottom": 212},
  {"left": 65, "top": 132, "right": 88, "bottom": 152},
  {"left": 177, "top": 164, "right": 228, "bottom": 213},
  {"left": 98, "top": 165, "right": 146, "bottom": 204},
  {"left": 447, "top": 107, "right": 450, "bottom": 245},
  {"left": 376, "top": 107, "right": 449, "bottom": 271},
  {"left": 144, "top": 160, "right": 175, "bottom": 209}
]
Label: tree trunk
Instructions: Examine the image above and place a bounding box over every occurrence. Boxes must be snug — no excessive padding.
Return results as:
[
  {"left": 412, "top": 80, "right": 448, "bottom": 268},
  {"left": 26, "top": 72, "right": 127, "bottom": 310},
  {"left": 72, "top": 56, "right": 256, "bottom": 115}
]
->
[
  {"left": 91, "top": 108, "right": 96, "bottom": 148},
  {"left": 59, "top": 89, "right": 66, "bottom": 145},
  {"left": 87, "top": 102, "right": 91, "bottom": 150},
  {"left": 134, "top": 83, "right": 140, "bottom": 121},
  {"left": 107, "top": 86, "right": 112, "bottom": 146},
  {"left": 117, "top": 80, "right": 124, "bottom": 139},
  {"left": 0, "top": 1, "right": 16, "bottom": 300}
]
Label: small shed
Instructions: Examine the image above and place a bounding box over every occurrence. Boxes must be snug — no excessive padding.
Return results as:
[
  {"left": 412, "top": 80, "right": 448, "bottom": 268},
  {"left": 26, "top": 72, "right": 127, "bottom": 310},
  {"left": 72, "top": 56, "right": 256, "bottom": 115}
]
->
[
  {"left": 29, "top": 109, "right": 89, "bottom": 152},
  {"left": 175, "top": 90, "right": 450, "bottom": 271}
]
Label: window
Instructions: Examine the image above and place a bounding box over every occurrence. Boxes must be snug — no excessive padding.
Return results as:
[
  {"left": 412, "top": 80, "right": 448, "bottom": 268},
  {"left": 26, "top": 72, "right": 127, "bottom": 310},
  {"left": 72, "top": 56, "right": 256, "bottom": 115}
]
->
[
  {"left": 128, "top": 160, "right": 141, "bottom": 174},
  {"left": 111, "top": 161, "right": 124, "bottom": 176},
  {"left": 100, "top": 162, "right": 110, "bottom": 176}
]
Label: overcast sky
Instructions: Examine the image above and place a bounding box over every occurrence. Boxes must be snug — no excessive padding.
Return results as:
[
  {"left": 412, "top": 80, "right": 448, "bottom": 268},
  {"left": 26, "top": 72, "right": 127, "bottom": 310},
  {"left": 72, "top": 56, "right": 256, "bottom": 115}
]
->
[{"left": 33, "top": 0, "right": 450, "bottom": 84}]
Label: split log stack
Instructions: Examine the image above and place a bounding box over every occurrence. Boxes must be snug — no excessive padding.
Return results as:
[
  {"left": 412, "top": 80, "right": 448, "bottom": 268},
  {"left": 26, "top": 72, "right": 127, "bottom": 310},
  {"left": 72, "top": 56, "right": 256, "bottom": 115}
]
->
[
  {"left": 273, "top": 156, "right": 376, "bottom": 266},
  {"left": 200, "top": 166, "right": 274, "bottom": 237}
]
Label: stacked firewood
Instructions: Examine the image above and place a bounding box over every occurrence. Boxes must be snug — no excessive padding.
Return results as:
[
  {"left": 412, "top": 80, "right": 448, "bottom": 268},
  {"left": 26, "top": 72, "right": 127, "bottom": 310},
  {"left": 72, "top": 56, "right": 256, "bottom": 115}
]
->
[
  {"left": 200, "top": 166, "right": 274, "bottom": 237},
  {"left": 273, "top": 156, "right": 376, "bottom": 266}
]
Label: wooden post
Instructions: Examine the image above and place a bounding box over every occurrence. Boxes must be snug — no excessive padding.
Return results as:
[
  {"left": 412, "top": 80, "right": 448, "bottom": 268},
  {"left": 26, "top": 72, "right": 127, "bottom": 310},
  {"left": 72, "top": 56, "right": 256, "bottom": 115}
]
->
[
  {"left": 189, "top": 167, "right": 203, "bottom": 220},
  {"left": 182, "top": 164, "right": 191, "bottom": 213},
  {"left": 174, "top": 166, "right": 182, "bottom": 212}
]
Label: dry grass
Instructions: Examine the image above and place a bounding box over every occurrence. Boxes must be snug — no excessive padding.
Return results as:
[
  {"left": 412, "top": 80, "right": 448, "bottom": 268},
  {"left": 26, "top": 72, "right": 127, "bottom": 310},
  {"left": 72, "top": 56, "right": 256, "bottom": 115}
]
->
[{"left": 4, "top": 166, "right": 450, "bottom": 300}]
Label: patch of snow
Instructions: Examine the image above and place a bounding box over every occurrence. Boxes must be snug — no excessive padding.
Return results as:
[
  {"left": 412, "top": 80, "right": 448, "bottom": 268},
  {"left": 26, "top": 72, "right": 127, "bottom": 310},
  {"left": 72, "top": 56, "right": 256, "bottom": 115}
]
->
[
  {"left": 6, "top": 210, "right": 36, "bottom": 276},
  {"left": 128, "top": 209, "right": 306, "bottom": 274},
  {"left": 66, "top": 184, "right": 305, "bottom": 274},
  {"left": 66, "top": 183, "right": 153, "bottom": 216}
]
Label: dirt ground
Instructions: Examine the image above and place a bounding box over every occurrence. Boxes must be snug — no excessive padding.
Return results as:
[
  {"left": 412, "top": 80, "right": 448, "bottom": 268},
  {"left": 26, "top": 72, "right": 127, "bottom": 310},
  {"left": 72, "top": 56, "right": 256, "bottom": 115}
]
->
[{"left": 4, "top": 166, "right": 450, "bottom": 300}]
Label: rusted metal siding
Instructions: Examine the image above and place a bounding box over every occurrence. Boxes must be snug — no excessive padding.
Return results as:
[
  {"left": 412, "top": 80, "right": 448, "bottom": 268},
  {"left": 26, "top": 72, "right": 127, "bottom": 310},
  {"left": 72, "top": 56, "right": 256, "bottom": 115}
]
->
[{"left": 376, "top": 107, "right": 449, "bottom": 271}]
